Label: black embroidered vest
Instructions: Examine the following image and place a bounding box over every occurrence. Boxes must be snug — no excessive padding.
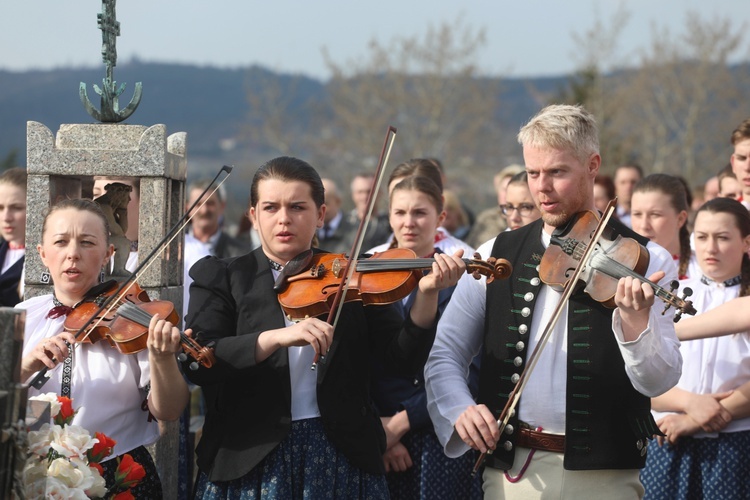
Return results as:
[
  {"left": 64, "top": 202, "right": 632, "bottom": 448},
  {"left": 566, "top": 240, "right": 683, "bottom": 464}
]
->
[{"left": 479, "top": 217, "right": 660, "bottom": 471}]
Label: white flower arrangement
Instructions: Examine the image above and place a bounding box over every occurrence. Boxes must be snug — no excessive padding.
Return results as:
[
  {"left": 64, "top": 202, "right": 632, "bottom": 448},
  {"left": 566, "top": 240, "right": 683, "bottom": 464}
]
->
[{"left": 23, "top": 392, "right": 137, "bottom": 499}]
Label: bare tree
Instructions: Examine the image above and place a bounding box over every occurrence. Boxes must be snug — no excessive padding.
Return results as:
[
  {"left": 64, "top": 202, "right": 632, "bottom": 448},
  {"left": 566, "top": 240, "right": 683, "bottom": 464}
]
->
[
  {"left": 611, "top": 13, "right": 748, "bottom": 181},
  {"left": 318, "top": 19, "right": 502, "bottom": 199},
  {"left": 244, "top": 68, "right": 319, "bottom": 157}
]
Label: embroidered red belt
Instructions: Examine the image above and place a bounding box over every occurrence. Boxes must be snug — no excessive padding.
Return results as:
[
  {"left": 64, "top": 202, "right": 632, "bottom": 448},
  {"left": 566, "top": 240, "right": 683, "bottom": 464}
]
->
[{"left": 517, "top": 427, "right": 565, "bottom": 453}]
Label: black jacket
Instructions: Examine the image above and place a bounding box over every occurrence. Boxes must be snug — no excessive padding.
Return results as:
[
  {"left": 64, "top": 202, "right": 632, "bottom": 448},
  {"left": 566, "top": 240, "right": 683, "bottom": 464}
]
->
[{"left": 184, "top": 247, "right": 435, "bottom": 482}]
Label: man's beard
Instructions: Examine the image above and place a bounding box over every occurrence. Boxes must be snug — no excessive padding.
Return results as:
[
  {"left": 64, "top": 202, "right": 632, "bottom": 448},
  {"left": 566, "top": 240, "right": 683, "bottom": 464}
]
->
[{"left": 540, "top": 210, "right": 571, "bottom": 228}]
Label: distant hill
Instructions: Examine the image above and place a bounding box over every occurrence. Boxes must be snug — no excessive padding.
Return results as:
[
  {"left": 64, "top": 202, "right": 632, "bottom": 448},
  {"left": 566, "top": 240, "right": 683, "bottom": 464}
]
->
[{"left": 0, "top": 61, "right": 568, "bottom": 168}]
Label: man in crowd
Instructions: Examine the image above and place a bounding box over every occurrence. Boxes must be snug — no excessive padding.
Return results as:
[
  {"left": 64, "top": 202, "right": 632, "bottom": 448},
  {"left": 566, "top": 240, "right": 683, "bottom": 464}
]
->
[{"left": 425, "top": 103, "right": 682, "bottom": 498}]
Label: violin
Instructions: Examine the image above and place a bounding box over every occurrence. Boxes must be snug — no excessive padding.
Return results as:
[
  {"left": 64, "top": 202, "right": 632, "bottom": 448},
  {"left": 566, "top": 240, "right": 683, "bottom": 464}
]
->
[
  {"left": 276, "top": 248, "right": 512, "bottom": 322},
  {"left": 64, "top": 280, "right": 216, "bottom": 369},
  {"left": 539, "top": 210, "right": 696, "bottom": 320},
  {"left": 471, "top": 204, "right": 694, "bottom": 476}
]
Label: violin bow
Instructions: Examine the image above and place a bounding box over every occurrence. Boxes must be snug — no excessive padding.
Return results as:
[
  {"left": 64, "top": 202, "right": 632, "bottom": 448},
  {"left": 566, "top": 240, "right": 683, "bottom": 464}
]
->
[
  {"left": 27, "top": 165, "right": 233, "bottom": 390},
  {"left": 472, "top": 200, "right": 617, "bottom": 475},
  {"left": 311, "top": 126, "right": 397, "bottom": 369}
]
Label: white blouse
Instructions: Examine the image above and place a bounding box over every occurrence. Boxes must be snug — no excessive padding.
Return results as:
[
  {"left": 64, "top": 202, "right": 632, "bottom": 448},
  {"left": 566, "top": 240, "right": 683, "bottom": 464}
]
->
[
  {"left": 652, "top": 275, "right": 750, "bottom": 435},
  {"left": 19, "top": 295, "right": 159, "bottom": 460}
]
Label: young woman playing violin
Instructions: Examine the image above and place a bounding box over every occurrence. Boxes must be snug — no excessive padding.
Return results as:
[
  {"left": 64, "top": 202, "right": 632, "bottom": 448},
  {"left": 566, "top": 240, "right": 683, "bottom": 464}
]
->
[
  {"left": 641, "top": 197, "right": 750, "bottom": 499},
  {"left": 20, "top": 199, "right": 189, "bottom": 497},
  {"left": 366, "top": 174, "right": 482, "bottom": 499},
  {"left": 182, "top": 156, "right": 467, "bottom": 499}
]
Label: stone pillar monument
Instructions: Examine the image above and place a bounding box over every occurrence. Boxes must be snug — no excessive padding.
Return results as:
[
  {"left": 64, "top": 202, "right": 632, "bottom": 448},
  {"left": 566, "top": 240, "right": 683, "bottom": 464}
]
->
[
  {"left": 24, "top": 121, "right": 187, "bottom": 499},
  {"left": 0, "top": 308, "right": 28, "bottom": 499}
]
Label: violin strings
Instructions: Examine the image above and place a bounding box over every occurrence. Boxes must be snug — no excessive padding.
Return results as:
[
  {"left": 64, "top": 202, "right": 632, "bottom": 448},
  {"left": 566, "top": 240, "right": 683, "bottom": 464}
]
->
[
  {"left": 118, "top": 302, "right": 196, "bottom": 346},
  {"left": 589, "top": 253, "right": 673, "bottom": 300}
]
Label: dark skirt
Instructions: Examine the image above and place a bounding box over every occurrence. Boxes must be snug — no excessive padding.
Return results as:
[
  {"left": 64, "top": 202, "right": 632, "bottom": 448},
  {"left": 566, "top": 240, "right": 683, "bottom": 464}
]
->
[
  {"left": 193, "top": 418, "right": 389, "bottom": 499},
  {"left": 101, "top": 445, "right": 163, "bottom": 499},
  {"left": 386, "top": 428, "right": 483, "bottom": 500},
  {"left": 641, "top": 430, "right": 750, "bottom": 500}
]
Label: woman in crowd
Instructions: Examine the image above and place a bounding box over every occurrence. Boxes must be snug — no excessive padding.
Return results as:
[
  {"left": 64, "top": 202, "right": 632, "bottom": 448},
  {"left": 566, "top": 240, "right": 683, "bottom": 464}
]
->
[
  {"left": 369, "top": 158, "right": 474, "bottom": 257},
  {"left": 0, "top": 167, "right": 27, "bottom": 306},
  {"left": 630, "top": 173, "right": 698, "bottom": 280},
  {"left": 20, "top": 198, "right": 189, "bottom": 497},
  {"left": 593, "top": 174, "right": 616, "bottom": 216},
  {"left": 641, "top": 197, "right": 750, "bottom": 499},
  {"left": 183, "top": 156, "right": 466, "bottom": 498},
  {"left": 500, "top": 172, "right": 540, "bottom": 231},
  {"left": 369, "top": 174, "right": 482, "bottom": 499}
]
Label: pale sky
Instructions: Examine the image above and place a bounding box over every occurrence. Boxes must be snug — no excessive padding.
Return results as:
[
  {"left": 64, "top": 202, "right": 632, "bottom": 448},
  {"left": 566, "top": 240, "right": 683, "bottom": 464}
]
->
[{"left": 1, "top": 1, "right": 748, "bottom": 80}]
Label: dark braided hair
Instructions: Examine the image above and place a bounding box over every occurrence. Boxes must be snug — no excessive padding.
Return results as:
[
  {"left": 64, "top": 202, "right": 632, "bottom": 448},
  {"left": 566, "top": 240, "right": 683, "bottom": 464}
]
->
[
  {"left": 695, "top": 197, "right": 750, "bottom": 297},
  {"left": 633, "top": 174, "right": 691, "bottom": 278}
]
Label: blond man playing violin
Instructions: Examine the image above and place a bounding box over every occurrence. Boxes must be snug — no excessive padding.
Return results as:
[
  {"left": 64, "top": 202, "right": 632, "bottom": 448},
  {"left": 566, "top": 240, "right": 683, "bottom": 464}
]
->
[
  {"left": 20, "top": 199, "right": 188, "bottom": 497},
  {"left": 425, "top": 104, "right": 682, "bottom": 499}
]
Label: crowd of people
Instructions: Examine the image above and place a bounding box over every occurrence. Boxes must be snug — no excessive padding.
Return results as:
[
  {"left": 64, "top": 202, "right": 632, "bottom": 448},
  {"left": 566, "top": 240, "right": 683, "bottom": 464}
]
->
[{"left": 7, "top": 106, "right": 750, "bottom": 499}]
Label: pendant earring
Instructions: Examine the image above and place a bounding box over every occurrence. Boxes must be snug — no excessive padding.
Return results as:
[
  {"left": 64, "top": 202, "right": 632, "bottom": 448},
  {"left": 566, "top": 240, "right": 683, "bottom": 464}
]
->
[
  {"left": 40, "top": 269, "right": 51, "bottom": 284},
  {"left": 100, "top": 268, "right": 106, "bottom": 283}
]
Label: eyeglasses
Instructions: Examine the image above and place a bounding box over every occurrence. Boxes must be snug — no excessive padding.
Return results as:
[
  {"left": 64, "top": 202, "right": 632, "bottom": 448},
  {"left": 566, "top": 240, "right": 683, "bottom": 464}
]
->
[{"left": 499, "top": 203, "right": 536, "bottom": 216}]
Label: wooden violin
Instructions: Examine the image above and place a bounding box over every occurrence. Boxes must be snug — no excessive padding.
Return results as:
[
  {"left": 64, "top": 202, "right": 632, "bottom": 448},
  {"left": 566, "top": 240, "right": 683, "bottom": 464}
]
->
[
  {"left": 471, "top": 203, "right": 693, "bottom": 476},
  {"left": 539, "top": 210, "right": 696, "bottom": 321},
  {"left": 64, "top": 281, "right": 216, "bottom": 369},
  {"left": 276, "top": 248, "right": 512, "bottom": 322}
]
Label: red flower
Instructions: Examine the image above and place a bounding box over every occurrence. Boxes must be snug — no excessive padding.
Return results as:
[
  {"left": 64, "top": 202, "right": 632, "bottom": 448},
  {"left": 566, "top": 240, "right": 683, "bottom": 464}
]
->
[
  {"left": 54, "top": 396, "right": 76, "bottom": 426},
  {"left": 89, "top": 462, "right": 103, "bottom": 475},
  {"left": 88, "top": 432, "right": 117, "bottom": 463},
  {"left": 112, "top": 490, "right": 135, "bottom": 500},
  {"left": 115, "top": 454, "right": 146, "bottom": 489}
]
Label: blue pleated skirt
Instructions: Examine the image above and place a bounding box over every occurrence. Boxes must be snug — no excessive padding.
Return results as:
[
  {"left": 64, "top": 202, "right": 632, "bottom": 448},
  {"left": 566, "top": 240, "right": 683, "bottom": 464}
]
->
[
  {"left": 641, "top": 430, "right": 750, "bottom": 499},
  {"left": 193, "top": 418, "right": 389, "bottom": 499}
]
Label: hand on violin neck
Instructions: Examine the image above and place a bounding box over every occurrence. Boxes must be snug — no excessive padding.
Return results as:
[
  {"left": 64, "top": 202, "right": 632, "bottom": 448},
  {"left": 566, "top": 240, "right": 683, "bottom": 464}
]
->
[
  {"left": 147, "top": 314, "right": 184, "bottom": 360},
  {"left": 615, "top": 270, "right": 664, "bottom": 341},
  {"left": 417, "top": 249, "right": 466, "bottom": 295},
  {"left": 255, "top": 317, "right": 333, "bottom": 364}
]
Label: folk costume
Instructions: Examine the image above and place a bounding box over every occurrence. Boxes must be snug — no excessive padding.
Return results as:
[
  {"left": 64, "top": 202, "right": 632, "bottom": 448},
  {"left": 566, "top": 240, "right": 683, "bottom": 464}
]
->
[
  {"left": 184, "top": 247, "right": 437, "bottom": 498},
  {"left": 0, "top": 239, "right": 24, "bottom": 306},
  {"left": 641, "top": 274, "right": 750, "bottom": 499},
  {"left": 370, "top": 248, "right": 483, "bottom": 500},
  {"left": 20, "top": 294, "right": 162, "bottom": 497},
  {"left": 426, "top": 217, "right": 682, "bottom": 496}
]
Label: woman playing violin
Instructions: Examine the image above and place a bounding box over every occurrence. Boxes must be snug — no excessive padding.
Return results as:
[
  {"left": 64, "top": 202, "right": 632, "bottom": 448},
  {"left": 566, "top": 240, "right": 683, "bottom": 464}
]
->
[
  {"left": 367, "top": 174, "right": 482, "bottom": 499},
  {"left": 183, "top": 156, "right": 466, "bottom": 499},
  {"left": 20, "top": 199, "right": 189, "bottom": 497},
  {"left": 425, "top": 104, "right": 682, "bottom": 499}
]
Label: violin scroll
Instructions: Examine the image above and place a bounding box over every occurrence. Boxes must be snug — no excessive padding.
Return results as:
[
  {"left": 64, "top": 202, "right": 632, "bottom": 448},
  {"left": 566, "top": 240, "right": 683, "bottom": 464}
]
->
[
  {"left": 177, "top": 335, "right": 216, "bottom": 370},
  {"left": 469, "top": 253, "right": 513, "bottom": 283}
]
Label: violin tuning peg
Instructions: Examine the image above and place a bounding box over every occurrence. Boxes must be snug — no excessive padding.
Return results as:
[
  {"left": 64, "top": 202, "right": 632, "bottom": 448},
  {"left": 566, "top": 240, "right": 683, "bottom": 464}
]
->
[
  {"left": 669, "top": 280, "right": 679, "bottom": 292},
  {"left": 177, "top": 352, "right": 187, "bottom": 362},
  {"left": 681, "top": 287, "right": 693, "bottom": 298},
  {"left": 673, "top": 310, "right": 683, "bottom": 323},
  {"left": 189, "top": 361, "right": 199, "bottom": 371}
]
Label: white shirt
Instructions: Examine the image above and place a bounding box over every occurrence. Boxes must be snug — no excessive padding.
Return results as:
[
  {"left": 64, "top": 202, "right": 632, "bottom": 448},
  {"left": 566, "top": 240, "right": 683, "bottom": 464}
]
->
[
  {"left": 20, "top": 295, "right": 160, "bottom": 460},
  {"left": 271, "top": 267, "right": 320, "bottom": 421},
  {"left": 652, "top": 275, "right": 750, "bottom": 436},
  {"left": 425, "top": 230, "right": 683, "bottom": 458},
  {"left": 2, "top": 247, "right": 24, "bottom": 274}
]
